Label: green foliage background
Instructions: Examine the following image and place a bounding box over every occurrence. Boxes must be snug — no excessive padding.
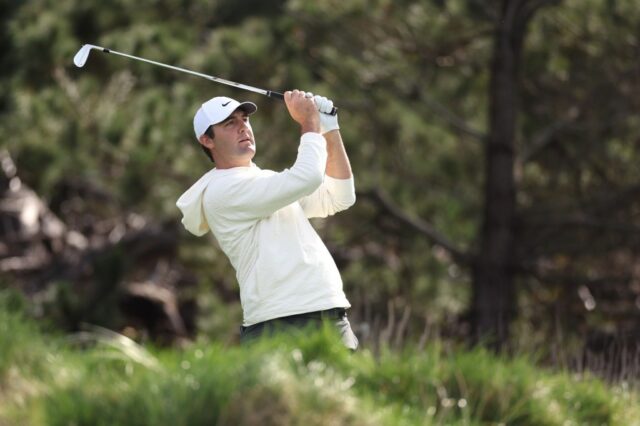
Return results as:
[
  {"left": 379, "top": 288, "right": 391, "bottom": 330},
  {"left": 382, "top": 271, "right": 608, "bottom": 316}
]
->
[{"left": 2, "top": 0, "right": 640, "bottom": 351}]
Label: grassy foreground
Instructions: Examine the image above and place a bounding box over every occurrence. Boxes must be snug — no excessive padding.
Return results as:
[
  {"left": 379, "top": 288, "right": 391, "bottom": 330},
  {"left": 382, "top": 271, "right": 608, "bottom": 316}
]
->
[{"left": 1, "top": 293, "right": 639, "bottom": 425}]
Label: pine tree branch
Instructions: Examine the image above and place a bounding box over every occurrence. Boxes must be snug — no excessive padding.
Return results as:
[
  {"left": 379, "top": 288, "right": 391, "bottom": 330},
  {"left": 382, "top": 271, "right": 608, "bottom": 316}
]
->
[
  {"left": 521, "top": 108, "right": 580, "bottom": 162},
  {"left": 359, "top": 188, "right": 471, "bottom": 265},
  {"left": 422, "top": 94, "right": 487, "bottom": 142}
]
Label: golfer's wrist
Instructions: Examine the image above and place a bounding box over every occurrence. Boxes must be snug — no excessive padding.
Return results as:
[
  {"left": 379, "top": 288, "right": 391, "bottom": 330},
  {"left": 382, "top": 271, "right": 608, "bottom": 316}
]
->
[{"left": 300, "top": 119, "right": 320, "bottom": 134}]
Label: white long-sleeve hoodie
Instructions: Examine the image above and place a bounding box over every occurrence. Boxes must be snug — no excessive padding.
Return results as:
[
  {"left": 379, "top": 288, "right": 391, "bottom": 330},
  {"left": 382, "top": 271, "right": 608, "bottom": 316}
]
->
[{"left": 176, "top": 132, "right": 355, "bottom": 326}]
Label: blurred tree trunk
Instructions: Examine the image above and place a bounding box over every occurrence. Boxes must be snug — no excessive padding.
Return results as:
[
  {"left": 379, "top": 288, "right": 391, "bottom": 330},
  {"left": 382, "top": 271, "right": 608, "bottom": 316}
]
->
[{"left": 472, "top": 0, "right": 555, "bottom": 350}]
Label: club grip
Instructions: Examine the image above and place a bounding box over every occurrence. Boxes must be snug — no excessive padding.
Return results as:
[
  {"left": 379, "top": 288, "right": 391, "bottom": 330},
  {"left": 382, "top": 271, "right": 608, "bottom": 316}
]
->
[
  {"left": 267, "top": 91, "right": 338, "bottom": 116},
  {"left": 267, "top": 91, "right": 285, "bottom": 101}
]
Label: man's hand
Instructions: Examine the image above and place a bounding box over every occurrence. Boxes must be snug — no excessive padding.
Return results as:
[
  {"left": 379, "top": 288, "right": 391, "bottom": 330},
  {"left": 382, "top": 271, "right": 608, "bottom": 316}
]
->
[
  {"left": 314, "top": 95, "right": 339, "bottom": 134},
  {"left": 284, "top": 90, "right": 320, "bottom": 134}
]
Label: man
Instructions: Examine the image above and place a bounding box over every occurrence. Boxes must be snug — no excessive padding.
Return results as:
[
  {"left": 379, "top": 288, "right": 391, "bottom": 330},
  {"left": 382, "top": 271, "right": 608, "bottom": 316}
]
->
[{"left": 176, "top": 90, "right": 358, "bottom": 349}]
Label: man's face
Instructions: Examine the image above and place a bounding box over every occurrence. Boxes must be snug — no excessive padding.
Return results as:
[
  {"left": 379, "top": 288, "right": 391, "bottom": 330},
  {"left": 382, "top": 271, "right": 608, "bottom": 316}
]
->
[{"left": 209, "top": 109, "right": 256, "bottom": 168}]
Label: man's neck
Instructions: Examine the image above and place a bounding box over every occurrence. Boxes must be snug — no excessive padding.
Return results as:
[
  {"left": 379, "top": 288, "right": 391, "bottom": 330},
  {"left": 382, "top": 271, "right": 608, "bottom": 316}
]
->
[{"left": 216, "top": 160, "right": 252, "bottom": 169}]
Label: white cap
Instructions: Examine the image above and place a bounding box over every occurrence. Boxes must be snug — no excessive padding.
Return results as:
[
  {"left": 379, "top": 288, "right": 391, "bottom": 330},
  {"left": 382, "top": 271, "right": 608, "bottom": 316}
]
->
[{"left": 193, "top": 96, "right": 257, "bottom": 139}]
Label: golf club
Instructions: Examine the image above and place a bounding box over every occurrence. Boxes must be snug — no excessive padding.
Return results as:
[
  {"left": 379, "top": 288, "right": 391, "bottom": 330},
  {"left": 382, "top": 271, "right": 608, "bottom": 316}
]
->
[{"left": 73, "top": 44, "right": 338, "bottom": 115}]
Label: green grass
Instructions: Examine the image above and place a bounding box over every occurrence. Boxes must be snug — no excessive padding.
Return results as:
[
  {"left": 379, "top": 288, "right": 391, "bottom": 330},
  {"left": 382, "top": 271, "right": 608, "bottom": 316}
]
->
[{"left": 1, "top": 292, "right": 639, "bottom": 425}]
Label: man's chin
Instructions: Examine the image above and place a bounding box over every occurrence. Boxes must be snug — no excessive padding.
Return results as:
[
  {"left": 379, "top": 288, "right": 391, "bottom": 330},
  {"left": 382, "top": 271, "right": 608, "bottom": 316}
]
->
[{"left": 241, "top": 145, "right": 256, "bottom": 159}]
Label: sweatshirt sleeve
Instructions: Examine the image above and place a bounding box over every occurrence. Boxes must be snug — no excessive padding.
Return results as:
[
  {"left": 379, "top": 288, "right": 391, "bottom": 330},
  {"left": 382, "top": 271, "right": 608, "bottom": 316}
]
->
[
  {"left": 298, "top": 175, "right": 356, "bottom": 218},
  {"left": 207, "top": 132, "right": 327, "bottom": 220}
]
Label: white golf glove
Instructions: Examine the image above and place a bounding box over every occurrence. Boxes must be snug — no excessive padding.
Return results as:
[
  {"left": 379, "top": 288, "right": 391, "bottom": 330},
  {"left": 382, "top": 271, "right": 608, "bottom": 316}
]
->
[{"left": 305, "top": 92, "right": 339, "bottom": 134}]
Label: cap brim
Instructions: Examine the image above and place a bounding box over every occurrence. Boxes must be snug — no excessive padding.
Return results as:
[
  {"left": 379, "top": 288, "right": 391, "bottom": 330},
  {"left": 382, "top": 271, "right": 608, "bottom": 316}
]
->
[{"left": 236, "top": 102, "right": 257, "bottom": 115}]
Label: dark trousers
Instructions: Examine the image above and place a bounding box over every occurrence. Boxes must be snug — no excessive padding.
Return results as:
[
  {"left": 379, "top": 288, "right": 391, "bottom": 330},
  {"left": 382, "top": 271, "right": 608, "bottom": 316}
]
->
[{"left": 240, "top": 308, "right": 359, "bottom": 351}]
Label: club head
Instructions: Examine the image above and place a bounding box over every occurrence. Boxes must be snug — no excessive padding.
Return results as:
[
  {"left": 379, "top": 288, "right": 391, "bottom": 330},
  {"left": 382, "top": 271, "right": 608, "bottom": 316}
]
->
[{"left": 73, "top": 44, "right": 102, "bottom": 68}]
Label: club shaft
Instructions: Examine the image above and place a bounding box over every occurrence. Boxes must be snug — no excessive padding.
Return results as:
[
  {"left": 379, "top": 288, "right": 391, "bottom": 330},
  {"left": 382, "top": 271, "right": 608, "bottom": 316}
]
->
[
  {"left": 80, "top": 45, "right": 337, "bottom": 114},
  {"left": 102, "top": 48, "right": 277, "bottom": 97},
  {"left": 96, "top": 47, "right": 334, "bottom": 114}
]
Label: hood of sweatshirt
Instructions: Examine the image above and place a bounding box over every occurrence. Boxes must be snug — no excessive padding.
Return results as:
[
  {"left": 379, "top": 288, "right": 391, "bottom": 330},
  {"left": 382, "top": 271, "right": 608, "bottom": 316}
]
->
[{"left": 176, "top": 169, "right": 217, "bottom": 236}]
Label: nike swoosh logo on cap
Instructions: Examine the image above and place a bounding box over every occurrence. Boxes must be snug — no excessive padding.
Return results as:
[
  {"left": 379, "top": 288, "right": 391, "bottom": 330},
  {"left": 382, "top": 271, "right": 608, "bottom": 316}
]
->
[{"left": 222, "top": 101, "right": 231, "bottom": 106}]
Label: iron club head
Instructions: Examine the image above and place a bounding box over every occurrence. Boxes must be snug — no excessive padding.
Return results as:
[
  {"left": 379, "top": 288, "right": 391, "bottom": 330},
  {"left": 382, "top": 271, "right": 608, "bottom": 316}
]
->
[{"left": 73, "top": 44, "right": 104, "bottom": 68}]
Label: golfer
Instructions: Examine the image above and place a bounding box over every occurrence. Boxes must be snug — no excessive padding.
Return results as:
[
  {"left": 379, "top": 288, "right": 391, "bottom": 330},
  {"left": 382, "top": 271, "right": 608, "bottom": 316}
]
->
[{"left": 176, "top": 90, "right": 358, "bottom": 350}]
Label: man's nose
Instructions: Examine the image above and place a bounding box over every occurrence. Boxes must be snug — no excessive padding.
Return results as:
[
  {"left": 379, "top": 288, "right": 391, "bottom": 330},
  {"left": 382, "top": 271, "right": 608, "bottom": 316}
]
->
[{"left": 238, "top": 122, "right": 250, "bottom": 133}]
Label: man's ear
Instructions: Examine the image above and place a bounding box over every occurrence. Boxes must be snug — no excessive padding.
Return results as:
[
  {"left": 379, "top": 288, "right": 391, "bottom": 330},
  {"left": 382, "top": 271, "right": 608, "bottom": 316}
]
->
[{"left": 199, "top": 134, "right": 214, "bottom": 150}]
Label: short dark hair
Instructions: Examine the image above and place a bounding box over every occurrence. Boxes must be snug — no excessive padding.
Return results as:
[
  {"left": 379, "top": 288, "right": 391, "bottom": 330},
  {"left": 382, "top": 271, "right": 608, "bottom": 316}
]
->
[{"left": 201, "top": 125, "right": 214, "bottom": 163}]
